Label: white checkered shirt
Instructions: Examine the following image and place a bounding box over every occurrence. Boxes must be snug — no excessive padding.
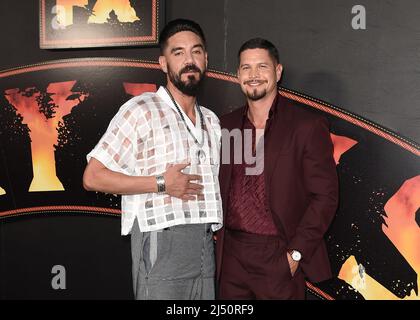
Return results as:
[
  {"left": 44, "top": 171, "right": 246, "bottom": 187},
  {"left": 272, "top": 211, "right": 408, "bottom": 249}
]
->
[{"left": 87, "top": 87, "right": 223, "bottom": 235}]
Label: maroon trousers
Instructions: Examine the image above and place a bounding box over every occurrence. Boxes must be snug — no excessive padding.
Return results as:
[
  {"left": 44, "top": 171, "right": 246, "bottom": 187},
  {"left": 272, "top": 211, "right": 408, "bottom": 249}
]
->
[{"left": 218, "top": 229, "right": 306, "bottom": 300}]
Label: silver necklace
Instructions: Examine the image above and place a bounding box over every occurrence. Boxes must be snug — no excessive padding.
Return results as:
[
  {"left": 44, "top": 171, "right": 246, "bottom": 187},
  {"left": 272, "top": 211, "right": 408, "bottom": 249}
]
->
[{"left": 164, "top": 87, "right": 206, "bottom": 163}]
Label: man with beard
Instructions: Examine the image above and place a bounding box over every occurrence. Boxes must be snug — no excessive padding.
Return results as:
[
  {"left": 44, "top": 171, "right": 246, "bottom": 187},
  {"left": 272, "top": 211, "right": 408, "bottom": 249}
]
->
[
  {"left": 216, "top": 38, "right": 338, "bottom": 299},
  {"left": 83, "top": 19, "right": 222, "bottom": 300}
]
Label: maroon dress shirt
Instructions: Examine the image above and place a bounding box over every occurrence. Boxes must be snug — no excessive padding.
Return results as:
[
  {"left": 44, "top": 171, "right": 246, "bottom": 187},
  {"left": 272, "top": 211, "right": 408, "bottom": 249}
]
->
[{"left": 225, "top": 104, "right": 279, "bottom": 236}]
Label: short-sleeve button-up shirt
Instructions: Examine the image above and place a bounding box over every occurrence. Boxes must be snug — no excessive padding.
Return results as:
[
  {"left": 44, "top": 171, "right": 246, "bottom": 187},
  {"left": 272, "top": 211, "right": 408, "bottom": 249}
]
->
[{"left": 87, "top": 87, "right": 223, "bottom": 235}]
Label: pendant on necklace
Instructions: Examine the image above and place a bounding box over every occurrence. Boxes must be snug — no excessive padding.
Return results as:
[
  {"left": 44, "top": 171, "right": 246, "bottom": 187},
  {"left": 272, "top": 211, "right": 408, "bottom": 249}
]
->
[{"left": 197, "top": 149, "right": 206, "bottom": 163}]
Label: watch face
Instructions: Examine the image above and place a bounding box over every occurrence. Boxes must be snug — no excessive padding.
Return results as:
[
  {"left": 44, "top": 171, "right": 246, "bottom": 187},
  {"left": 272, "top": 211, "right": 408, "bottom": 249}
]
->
[{"left": 292, "top": 251, "right": 302, "bottom": 261}]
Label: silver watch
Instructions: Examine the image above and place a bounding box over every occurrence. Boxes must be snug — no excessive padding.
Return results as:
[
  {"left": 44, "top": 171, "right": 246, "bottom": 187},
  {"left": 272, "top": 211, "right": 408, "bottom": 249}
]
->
[
  {"left": 156, "top": 175, "right": 166, "bottom": 194},
  {"left": 289, "top": 250, "right": 302, "bottom": 262}
]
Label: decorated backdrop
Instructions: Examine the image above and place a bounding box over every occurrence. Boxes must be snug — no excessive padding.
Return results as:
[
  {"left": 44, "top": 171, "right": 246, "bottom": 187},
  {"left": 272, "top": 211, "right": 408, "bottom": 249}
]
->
[{"left": 0, "top": 0, "right": 419, "bottom": 299}]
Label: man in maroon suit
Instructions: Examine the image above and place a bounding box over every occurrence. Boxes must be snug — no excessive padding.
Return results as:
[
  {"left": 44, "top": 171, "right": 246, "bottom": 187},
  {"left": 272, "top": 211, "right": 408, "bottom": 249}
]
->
[{"left": 216, "top": 38, "right": 339, "bottom": 299}]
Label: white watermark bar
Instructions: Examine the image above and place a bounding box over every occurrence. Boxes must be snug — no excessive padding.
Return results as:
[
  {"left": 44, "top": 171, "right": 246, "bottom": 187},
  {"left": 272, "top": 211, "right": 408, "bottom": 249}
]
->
[{"left": 221, "top": 128, "right": 264, "bottom": 176}]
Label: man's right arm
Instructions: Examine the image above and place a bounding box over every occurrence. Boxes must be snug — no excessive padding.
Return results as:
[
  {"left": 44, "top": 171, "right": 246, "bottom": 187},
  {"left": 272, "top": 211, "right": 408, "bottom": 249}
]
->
[
  {"left": 83, "top": 157, "right": 157, "bottom": 195},
  {"left": 83, "top": 158, "right": 203, "bottom": 200}
]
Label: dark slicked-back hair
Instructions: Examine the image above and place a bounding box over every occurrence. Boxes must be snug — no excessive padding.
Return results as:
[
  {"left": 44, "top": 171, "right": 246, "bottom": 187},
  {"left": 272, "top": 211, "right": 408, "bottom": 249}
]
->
[
  {"left": 159, "top": 19, "right": 206, "bottom": 53},
  {"left": 238, "top": 38, "right": 280, "bottom": 64}
]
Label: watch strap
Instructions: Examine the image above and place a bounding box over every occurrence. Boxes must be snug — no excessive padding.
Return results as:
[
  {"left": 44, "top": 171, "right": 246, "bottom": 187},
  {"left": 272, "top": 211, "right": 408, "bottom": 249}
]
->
[{"left": 156, "top": 174, "right": 166, "bottom": 194}]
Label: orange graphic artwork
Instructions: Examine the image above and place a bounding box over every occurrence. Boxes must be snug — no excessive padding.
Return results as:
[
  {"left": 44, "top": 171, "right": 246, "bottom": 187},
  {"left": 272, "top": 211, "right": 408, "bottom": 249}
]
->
[
  {"left": 332, "top": 132, "right": 420, "bottom": 299},
  {"left": 330, "top": 133, "right": 358, "bottom": 165},
  {"left": 123, "top": 82, "right": 157, "bottom": 96},
  {"left": 338, "top": 173, "right": 420, "bottom": 299},
  {"left": 4, "top": 81, "right": 88, "bottom": 192},
  {"left": 56, "top": 0, "right": 140, "bottom": 27}
]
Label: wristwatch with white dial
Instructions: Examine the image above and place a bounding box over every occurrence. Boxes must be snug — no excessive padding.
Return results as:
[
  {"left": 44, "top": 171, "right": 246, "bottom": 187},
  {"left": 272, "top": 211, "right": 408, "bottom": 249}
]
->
[{"left": 288, "top": 250, "right": 302, "bottom": 262}]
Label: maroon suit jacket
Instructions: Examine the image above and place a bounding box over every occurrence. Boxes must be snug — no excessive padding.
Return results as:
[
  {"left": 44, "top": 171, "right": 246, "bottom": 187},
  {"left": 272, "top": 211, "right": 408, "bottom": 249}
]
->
[{"left": 216, "top": 93, "right": 339, "bottom": 284}]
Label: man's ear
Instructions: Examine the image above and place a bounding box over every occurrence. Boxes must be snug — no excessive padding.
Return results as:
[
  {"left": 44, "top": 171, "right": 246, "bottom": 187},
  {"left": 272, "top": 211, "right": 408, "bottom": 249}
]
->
[
  {"left": 205, "top": 52, "right": 208, "bottom": 69},
  {"left": 276, "top": 63, "right": 283, "bottom": 82},
  {"left": 159, "top": 55, "right": 168, "bottom": 73}
]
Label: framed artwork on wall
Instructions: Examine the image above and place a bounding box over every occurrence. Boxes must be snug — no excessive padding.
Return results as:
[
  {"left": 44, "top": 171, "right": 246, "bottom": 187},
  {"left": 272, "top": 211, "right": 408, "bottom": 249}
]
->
[{"left": 39, "top": 0, "right": 164, "bottom": 49}]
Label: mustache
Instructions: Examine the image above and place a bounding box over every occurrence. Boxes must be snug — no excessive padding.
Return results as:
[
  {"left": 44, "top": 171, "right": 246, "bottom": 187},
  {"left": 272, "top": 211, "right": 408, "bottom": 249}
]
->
[
  {"left": 180, "top": 64, "right": 202, "bottom": 75},
  {"left": 243, "top": 79, "right": 268, "bottom": 85}
]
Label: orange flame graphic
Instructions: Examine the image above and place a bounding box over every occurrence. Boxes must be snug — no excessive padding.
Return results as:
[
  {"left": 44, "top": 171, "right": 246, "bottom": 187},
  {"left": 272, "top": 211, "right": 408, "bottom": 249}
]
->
[
  {"left": 330, "top": 133, "right": 358, "bottom": 165},
  {"left": 56, "top": 0, "right": 140, "bottom": 27},
  {"left": 123, "top": 82, "right": 157, "bottom": 96},
  {"left": 5, "top": 81, "right": 88, "bottom": 192},
  {"left": 337, "top": 172, "right": 420, "bottom": 298},
  {"left": 87, "top": 0, "right": 140, "bottom": 24}
]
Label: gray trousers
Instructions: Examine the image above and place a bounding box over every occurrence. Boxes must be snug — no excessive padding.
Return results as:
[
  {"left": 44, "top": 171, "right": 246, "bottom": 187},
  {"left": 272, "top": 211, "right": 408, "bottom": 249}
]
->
[{"left": 130, "top": 219, "right": 216, "bottom": 300}]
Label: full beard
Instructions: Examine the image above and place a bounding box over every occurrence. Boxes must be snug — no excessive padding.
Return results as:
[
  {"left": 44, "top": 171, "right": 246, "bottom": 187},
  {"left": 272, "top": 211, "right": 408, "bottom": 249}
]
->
[{"left": 168, "top": 65, "right": 205, "bottom": 97}]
